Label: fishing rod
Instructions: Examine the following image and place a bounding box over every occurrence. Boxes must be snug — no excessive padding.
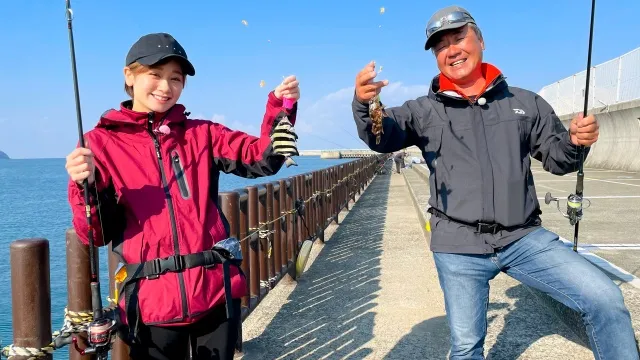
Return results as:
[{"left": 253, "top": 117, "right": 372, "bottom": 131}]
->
[
  {"left": 65, "top": 1, "right": 113, "bottom": 357},
  {"left": 544, "top": 0, "right": 596, "bottom": 252}
]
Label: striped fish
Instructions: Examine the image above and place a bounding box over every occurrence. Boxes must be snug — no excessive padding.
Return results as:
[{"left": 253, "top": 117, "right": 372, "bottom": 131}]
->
[{"left": 270, "top": 114, "right": 299, "bottom": 167}]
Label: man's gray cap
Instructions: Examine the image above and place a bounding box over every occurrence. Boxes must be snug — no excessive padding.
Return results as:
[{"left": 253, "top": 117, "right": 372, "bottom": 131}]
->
[{"left": 424, "top": 5, "right": 476, "bottom": 50}]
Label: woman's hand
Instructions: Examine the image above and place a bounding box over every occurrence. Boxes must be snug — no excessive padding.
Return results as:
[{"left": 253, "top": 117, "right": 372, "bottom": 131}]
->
[
  {"left": 65, "top": 146, "right": 95, "bottom": 186},
  {"left": 274, "top": 75, "right": 300, "bottom": 102}
]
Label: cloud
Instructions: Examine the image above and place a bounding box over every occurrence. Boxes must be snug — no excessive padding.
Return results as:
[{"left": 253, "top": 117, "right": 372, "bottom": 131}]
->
[
  {"left": 225, "top": 120, "right": 259, "bottom": 135},
  {"left": 295, "top": 82, "right": 430, "bottom": 150},
  {"left": 211, "top": 114, "right": 226, "bottom": 124},
  {"left": 188, "top": 112, "right": 260, "bottom": 136}
]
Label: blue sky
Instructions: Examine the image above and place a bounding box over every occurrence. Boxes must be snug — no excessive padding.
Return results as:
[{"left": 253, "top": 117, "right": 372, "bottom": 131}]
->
[{"left": 1, "top": 0, "right": 639, "bottom": 159}]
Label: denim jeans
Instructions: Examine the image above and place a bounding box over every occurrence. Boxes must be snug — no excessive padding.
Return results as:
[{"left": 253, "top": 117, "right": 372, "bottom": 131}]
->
[{"left": 433, "top": 227, "right": 638, "bottom": 360}]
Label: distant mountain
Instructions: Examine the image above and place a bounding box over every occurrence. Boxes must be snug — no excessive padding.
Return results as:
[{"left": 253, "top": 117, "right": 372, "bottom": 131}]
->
[{"left": 0, "top": 150, "right": 9, "bottom": 159}]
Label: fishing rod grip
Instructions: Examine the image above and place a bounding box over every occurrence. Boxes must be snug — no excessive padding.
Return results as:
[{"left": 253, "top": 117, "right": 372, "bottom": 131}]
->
[
  {"left": 575, "top": 146, "right": 585, "bottom": 195},
  {"left": 91, "top": 282, "right": 103, "bottom": 319}
]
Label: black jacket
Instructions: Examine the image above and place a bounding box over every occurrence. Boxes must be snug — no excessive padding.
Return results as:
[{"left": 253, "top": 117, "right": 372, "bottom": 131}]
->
[{"left": 352, "top": 70, "right": 588, "bottom": 254}]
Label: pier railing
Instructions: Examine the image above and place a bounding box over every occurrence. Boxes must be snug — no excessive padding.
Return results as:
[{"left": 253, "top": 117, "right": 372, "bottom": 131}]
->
[{"left": 3, "top": 155, "right": 388, "bottom": 359}]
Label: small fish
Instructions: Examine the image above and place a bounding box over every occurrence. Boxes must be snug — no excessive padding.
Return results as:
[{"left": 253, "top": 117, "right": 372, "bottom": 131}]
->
[
  {"left": 271, "top": 114, "right": 299, "bottom": 167},
  {"left": 369, "top": 95, "right": 385, "bottom": 144},
  {"left": 285, "top": 157, "right": 297, "bottom": 167}
]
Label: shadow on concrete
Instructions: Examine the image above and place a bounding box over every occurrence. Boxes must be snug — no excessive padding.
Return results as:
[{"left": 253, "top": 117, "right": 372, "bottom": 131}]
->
[
  {"left": 485, "top": 284, "right": 590, "bottom": 360},
  {"left": 240, "top": 171, "right": 392, "bottom": 359},
  {"left": 383, "top": 316, "right": 451, "bottom": 360},
  {"left": 380, "top": 280, "right": 591, "bottom": 360}
]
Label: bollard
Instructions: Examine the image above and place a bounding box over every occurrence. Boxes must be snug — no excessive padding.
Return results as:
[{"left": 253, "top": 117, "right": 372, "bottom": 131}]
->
[
  {"left": 217, "top": 191, "right": 245, "bottom": 354},
  {"left": 265, "top": 183, "right": 276, "bottom": 287},
  {"left": 65, "top": 229, "right": 94, "bottom": 360},
  {"left": 10, "top": 238, "right": 52, "bottom": 360},
  {"left": 311, "top": 172, "right": 318, "bottom": 241},
  {"left": 246, "top": 186, "right": 260, "bottom": 305},
  {"left": 305, "top": 174, "right": 312, "bottom": 240},
  {"left": 320, "top": 170, "right": 326, "bottom": 241},
  {"left": 237, "top": 190, "right": 251, "bottom": 313},
  {"left": 277, "top": 179, "right": 288, "bottom": 274},
  {"left": 331, "top": 166, "right": 340, "bottom": 225},
  {"left": 287, "top": 177, "right": 296, "bottom": 266},
  {"left": 294, "top": 175, "right": 303, "bottom": 247},
  {"left": 258, "top": 186, "right": 269, "bottom": 296},
  {"left": 318, "top": 171, "right": 325, "bottom": 242},
  {"left": 108, "top": 243, "right": 130, "bottom": 360},
  {"left": 272, "top": 182, "right": 283, "bottom": 278}
]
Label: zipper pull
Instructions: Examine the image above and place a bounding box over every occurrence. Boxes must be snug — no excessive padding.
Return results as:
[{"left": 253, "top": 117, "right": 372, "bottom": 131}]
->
[{"left": 147, "top": 112, "right": 163, "bottom": 160}]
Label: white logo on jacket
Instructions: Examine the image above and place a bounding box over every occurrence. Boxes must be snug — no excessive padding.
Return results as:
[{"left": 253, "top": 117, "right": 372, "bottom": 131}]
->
[{"left": 513, "top": 109, "right": 525, "bottom": 115}]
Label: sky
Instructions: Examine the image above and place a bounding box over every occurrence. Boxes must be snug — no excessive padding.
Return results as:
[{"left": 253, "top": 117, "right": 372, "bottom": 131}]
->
[{"left": 1, "top": 0, "right": 639, "bottom": 159}]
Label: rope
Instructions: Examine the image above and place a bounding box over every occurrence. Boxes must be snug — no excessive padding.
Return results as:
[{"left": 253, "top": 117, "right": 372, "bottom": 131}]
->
[
  {"left": 229, "top": 167, "right": 373, "bottom": 255},
  {"left": 1, "top": 344, "right": 54, "bottom": 360},
  {"left": 1, "top": 307, "right": 93, "bottom": 359}
]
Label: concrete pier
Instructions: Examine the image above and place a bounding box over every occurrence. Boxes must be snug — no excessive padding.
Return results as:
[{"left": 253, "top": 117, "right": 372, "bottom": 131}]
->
[{"left": 236, "top": 160, "right": 634, "bottom": 359}]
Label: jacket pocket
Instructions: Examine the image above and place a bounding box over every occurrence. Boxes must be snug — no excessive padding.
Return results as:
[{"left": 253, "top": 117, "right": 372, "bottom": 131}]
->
[
  {"left": 423, "top": 125, "right": 443, "bottom": 169},
  {"left": 422, "top": 125, "right": 444, "bottom": 208},
  {"left": 171, "top": 150, "right": 191, "bottom": 200},
  {"left": 516, "top": 116, "right": 534, "bottom": 144}
]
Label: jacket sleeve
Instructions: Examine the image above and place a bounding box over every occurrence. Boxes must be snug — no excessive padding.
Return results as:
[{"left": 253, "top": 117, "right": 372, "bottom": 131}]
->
[
  {"left": 210, "top": 90, "right": 296, "bottom": 178},
  {"left": 352, "top": 92, "right": 422, "bottom": 153},
  {"left": 529, "top": 95, "right": 590, "bottom": 175},
  {"left": 68, "top": 145, "right": 124, "bottom": 247}
]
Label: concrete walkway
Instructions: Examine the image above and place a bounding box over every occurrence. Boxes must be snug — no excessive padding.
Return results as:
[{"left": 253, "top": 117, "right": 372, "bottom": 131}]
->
[{"left": 239, "top": 166, "right": 596, "bottom": 359}]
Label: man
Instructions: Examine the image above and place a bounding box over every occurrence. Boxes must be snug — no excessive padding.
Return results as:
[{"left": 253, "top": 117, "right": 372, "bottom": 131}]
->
[
  {"left": 393, "top": 150, "right": 406, "bottom": 173},
  {"left": 352, "top": 5, "right": 638, "bottom": 360}
]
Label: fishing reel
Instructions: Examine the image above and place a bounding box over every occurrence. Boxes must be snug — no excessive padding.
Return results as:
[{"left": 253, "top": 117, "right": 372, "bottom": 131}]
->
[
  {"left": 72, "top": 313, "right": 117, "bottom": 359},
  {"left": 544, "top": 192, "right": 591, "bottom": 226}
]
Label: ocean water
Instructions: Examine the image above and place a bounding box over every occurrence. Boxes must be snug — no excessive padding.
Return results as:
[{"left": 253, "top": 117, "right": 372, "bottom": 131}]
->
[{"left": 0, "top": 156, "right": 351, "bottom": 358}]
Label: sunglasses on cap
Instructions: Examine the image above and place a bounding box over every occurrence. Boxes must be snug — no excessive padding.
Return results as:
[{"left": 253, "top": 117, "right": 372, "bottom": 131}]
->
[{"left": 426, "top": 11, "right": 475, "bottom": 38}]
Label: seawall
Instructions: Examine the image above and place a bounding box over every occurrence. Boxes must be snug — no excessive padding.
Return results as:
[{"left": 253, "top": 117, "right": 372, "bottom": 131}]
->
[{"left": 558, "top": 98, "right": 640, "bottom": 172}]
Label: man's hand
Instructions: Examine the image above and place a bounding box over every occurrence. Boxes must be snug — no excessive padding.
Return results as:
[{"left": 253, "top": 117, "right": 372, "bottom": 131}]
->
[
  {"left": 274, "top": 75, "right": 300, "bottom": 101},
  {"left": 569, "top": 114, "right": 599, "bottom": 146},
  {"left": 355, "top": 61, "right": 388, "bottom": 103}
]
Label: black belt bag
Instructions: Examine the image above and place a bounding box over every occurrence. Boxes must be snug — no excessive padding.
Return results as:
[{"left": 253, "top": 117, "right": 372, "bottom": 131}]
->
[
  {"left": 427, "top": 207, "right": 540, "bottom": 234},
  {"left": 117, "top": 237, "right": 243, "bottom": 344}
]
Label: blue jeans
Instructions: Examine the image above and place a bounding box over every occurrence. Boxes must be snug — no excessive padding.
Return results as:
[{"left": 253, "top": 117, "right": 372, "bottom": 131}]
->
[{"left": 433, "top": 227, "right": 638, "bottom": 360}]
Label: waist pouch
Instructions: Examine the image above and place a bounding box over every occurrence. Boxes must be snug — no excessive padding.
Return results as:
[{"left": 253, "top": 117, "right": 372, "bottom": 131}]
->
[{"left": 116, "top": 237, "right": 243, "bottom": 344}]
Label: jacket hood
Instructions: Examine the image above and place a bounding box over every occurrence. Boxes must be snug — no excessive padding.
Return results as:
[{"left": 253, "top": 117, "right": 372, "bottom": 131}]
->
[{"left": 96, "top": 100, "right": 188, "bottom": 130}]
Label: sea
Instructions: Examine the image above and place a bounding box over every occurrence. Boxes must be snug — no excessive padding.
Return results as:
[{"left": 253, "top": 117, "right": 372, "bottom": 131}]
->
[{"left": 0, "top": 156, "right": 352, "bottom": 358}]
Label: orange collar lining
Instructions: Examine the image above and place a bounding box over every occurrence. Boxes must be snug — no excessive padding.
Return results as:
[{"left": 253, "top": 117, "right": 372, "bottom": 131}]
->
[{"left": 438, "top": 63, "right": 502, "bottom": 100}]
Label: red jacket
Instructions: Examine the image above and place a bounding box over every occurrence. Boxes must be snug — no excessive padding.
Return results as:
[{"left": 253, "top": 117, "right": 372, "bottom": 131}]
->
[{"left": 68, "top": 91, "right": 296, "bottom": 326}]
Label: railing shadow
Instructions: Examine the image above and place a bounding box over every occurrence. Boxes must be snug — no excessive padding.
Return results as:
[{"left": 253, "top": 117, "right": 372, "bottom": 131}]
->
[{"left": 240, "top": 173, "right": 392, "bottom": 359}]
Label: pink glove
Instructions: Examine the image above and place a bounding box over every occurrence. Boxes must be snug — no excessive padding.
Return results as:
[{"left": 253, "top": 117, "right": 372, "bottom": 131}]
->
[{"left": 283, "top": 97, "right": 296, "bottom": 110}]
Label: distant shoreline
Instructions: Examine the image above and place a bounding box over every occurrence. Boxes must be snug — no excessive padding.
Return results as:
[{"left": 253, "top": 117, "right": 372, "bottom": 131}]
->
[{"left": 0, "top": 150, "right": 10, "bottom": 160}]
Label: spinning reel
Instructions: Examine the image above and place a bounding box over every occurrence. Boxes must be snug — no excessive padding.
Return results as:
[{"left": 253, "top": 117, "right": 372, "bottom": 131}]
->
[
  {"left": 544, "top": 191, "right": 591, "bottom": 226},
  {"left": 71, "top": 317, "right": 116, "bottom": 358}
]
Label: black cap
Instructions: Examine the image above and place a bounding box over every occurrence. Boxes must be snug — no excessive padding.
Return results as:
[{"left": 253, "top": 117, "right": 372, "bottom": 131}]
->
[{"left": 125, "top": 33, "right": 195, "bottom": 76}]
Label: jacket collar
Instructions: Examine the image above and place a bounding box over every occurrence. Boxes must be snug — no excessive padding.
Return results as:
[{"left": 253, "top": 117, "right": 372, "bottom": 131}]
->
[
  {"left": 96, "top": 100, "right": 188, "bottom": 131},
  {"left": 429, "top": 63, "right": 506, "bottom": 102}
]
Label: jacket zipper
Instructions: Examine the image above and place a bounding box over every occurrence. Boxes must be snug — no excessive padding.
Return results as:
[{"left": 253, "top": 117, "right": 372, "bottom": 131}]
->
[
  {"left": 147, "top": 113, "right": 189, "bottom": 320},
  {"left": 437, "top": 75, "right": 506, "bottom": 103},
  {"left": 171, "top": 150, "right": 191, "bottom": 199}
]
